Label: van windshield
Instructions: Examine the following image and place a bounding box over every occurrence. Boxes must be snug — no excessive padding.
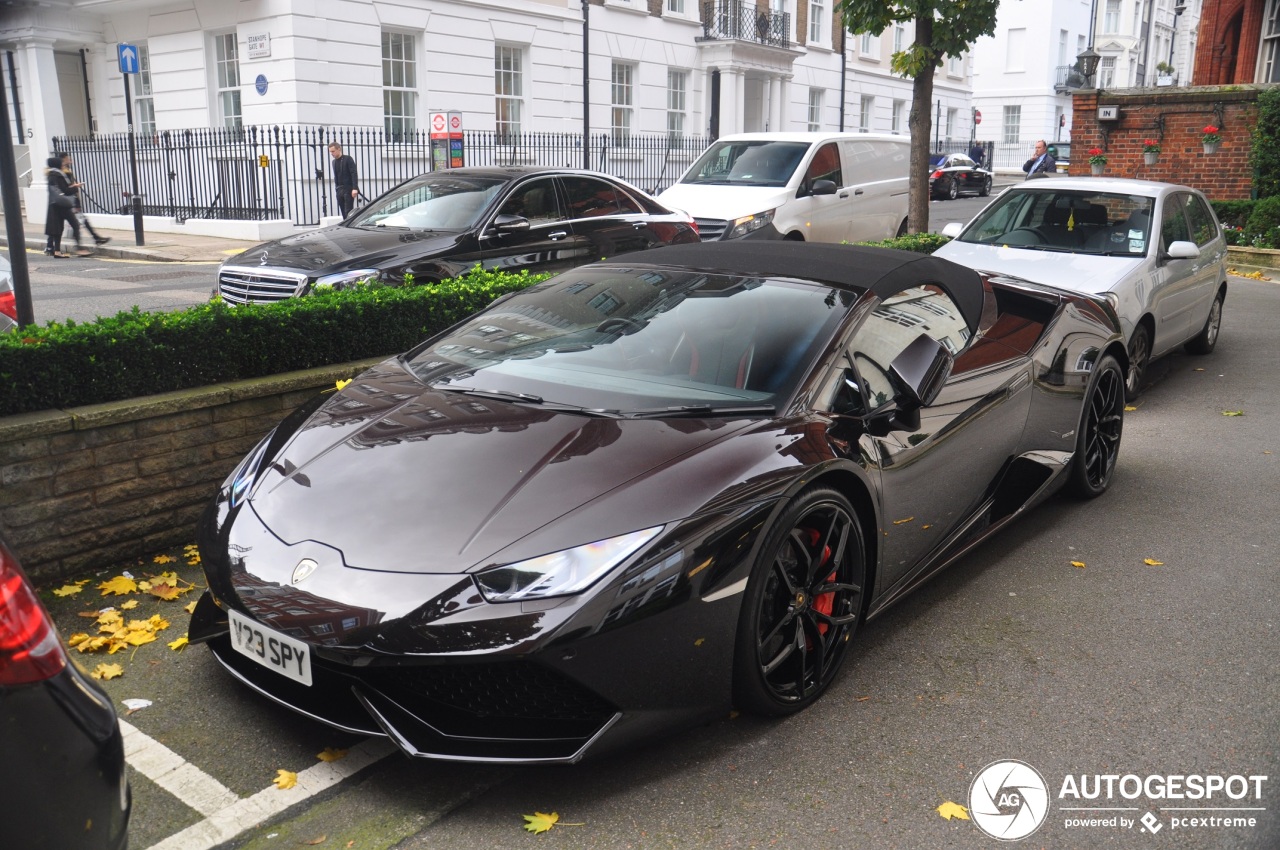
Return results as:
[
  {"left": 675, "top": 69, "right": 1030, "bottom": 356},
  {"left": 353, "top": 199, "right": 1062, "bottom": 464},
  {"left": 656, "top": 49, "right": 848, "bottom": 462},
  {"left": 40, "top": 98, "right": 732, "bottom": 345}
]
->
[{"left": 680, "top": 141, "right": 810, "bottom": 188}]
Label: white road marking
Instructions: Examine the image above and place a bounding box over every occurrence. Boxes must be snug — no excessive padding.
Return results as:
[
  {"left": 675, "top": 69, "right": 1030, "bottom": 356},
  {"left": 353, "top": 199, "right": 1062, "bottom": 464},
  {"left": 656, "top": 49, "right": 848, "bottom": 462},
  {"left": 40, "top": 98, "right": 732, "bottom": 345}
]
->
[
  {"left": 131, "top": 726, "right": 396, "bottom": 850},
  {"left": 119, "top": 719, "right": 239, "bottom": 817}
]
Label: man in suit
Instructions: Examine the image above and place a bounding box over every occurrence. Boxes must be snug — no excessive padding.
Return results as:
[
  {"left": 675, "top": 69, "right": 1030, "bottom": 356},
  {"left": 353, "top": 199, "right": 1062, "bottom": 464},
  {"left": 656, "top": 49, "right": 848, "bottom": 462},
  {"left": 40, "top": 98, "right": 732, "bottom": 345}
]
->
[
  {"left": 968, "top": 141, "right": 985, "bottom": 167},
  {"left": 329, "top": 143, "right": 359, "bottom": 217},
  {"left": 1022, "top": 139, "right": 1056, "bottom": 180}
]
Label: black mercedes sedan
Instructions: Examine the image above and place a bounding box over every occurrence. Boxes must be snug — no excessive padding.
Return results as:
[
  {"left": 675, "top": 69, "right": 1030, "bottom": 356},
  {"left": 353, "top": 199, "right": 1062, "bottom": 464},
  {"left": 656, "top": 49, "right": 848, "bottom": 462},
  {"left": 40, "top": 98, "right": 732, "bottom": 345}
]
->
[
  {"left": 1, "top": 537, "right": 131, "bottom": 849},
  {"left": 929, "top": 153, "right": 994, "bottom": 200},
  {"left": 190, "top": 242, "right": 1126, "bottom": 764},
  {"left": 215, "top": 167, "right": 700, "bottom": 304}
]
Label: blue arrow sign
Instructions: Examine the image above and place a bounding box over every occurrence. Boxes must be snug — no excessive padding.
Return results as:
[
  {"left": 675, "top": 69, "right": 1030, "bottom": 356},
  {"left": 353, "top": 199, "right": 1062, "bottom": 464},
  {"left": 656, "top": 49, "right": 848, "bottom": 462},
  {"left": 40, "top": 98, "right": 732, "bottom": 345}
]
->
[{"left": 118, "top": 43, "right": 139, "bottom": 75}]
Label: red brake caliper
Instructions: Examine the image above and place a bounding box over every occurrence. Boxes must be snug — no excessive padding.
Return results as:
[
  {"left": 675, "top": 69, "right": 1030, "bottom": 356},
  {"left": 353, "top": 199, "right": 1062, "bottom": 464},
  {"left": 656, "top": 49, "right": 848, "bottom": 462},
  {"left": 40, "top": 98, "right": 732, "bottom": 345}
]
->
[{"left": 805, "top": 529, "right": 836, "bottom": 639}]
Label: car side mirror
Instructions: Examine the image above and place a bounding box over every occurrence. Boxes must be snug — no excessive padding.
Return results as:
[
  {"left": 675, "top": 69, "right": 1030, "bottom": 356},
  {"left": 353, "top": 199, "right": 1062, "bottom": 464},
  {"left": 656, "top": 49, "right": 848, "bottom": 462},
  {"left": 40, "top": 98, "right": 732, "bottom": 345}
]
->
[
  {"left": 889, "top": 333, "right": 953, "bottom": 410},
  {"left": 941, "top": 221, "right": 964, "bottom": 238},
  {"left": 808, "top": 179, "right": 838, "bottom": 197},
  {"left": 491, "top": 214, "right": 531, "bottom": 234},
  {"left": 1163, "top": 240, "right": 1200, "bottom": 261}
]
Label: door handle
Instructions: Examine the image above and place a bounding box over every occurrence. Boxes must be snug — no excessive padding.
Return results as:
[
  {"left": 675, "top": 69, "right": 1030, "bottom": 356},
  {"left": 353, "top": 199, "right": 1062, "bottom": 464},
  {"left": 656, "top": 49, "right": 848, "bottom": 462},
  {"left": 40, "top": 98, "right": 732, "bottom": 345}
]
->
[
  {"left": 854, "top": 188, "right": 864, "bottom": 196},
  {"left": 839, "top": 192, "right": 849, "bottom": 198},
  {"left": 548, "top": 231, "right": 568, "bottom": 240},
  {"left": 632, "top": 222, "right": 647, "bottom": 229}
]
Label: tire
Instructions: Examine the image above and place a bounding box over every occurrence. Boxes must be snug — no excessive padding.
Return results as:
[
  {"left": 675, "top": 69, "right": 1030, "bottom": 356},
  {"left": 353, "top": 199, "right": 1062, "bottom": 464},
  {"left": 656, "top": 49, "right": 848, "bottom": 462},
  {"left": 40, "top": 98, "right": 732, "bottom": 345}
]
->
[
  {"left": 733, "top": 487, "right": 867, "bottom": 716},
  {"left": 947, "top": 178, "right": 958, "bottom": 200},
  {"left": 980, "top": 176, "right": 992, "bottom": 197},
  {"left": 1067, "top": 354, "right": 1125, "bottom": 498},
  {"left": 1125, "top": 323, "right": 1151, "bottom": 397},
  {"left": 1184, "top": 289, "right": 1225, "bottom": 355}
]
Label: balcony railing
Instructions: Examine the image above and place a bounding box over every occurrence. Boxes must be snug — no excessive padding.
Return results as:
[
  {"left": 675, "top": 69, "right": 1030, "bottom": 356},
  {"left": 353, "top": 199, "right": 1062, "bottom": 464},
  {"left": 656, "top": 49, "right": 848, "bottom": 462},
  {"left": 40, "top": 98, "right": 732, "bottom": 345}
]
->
[
  {"left": 699, "top": 1, "right": 790, "bottom": 49},
  {"left": 1055, "top": 63, "right": 1087, "bottom": 93}
]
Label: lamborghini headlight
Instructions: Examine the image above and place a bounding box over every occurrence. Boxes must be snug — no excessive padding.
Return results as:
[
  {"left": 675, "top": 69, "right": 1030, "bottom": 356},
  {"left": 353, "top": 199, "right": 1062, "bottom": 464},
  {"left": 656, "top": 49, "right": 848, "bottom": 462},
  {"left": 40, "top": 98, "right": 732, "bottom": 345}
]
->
[
  {"left": 474, "top": 526, "right": 664, "bottom": 602},
  {"left": 227, "top": 434, "right": 272, "bottom": 508}
]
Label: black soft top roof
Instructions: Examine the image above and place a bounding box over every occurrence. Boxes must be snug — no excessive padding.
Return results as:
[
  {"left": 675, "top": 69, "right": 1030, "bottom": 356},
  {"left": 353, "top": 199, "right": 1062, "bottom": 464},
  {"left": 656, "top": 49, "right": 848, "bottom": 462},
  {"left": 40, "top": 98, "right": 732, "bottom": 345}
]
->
[{"left": 626, "top": 241, "right": 986, "bottom": 335}]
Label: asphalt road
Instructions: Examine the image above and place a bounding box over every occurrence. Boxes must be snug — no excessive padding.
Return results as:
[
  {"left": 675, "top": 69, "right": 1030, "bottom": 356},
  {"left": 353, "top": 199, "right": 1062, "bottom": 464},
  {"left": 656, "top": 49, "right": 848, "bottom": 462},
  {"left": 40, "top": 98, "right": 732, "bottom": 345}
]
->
[{"left": 38, "top": 274, "right": 1279, "bottom": 850}]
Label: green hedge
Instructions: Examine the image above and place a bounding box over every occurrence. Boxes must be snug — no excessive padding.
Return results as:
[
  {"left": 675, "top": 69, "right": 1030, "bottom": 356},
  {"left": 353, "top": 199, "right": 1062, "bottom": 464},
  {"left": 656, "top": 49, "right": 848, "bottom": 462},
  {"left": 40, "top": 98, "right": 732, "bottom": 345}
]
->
[
  {"left": 1210, "top": 200, "right": 1255, "bottom": 229},
  {"left": 0, "top": 269, "right": 546, "bottom": 418},
  {"left": 856, "top": 232, "right": 953, "bottom": 254}
]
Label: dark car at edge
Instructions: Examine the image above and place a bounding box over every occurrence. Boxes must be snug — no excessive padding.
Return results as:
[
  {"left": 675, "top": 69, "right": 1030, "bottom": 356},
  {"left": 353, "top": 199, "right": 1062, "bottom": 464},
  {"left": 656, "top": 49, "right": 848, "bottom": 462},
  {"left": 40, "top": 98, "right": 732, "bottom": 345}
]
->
[
  {"left": 215, "top": 166, "right": 699, "bottom": 304},
  {"left": 190, "top": 242, "right": 1126, "bottom": 765}
]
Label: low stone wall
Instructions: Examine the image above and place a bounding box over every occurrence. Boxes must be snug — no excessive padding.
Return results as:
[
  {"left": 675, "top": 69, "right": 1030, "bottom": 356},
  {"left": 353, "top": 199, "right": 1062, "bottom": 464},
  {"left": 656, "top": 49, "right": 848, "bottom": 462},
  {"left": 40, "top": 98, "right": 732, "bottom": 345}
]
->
[
  {"left": 0, "top": 358, "right": 383, "bottom": 584},
  {"left": 1228, "top": 246, "right": 1280, "bottom": 270}
]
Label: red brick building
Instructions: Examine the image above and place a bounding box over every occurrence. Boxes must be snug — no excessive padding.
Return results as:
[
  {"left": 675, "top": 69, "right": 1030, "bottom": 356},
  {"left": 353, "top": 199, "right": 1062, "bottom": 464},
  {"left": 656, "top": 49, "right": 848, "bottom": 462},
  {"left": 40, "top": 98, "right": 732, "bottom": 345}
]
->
[{"left": 1193, "top": 0, "right": 1279, "bottom": 85}]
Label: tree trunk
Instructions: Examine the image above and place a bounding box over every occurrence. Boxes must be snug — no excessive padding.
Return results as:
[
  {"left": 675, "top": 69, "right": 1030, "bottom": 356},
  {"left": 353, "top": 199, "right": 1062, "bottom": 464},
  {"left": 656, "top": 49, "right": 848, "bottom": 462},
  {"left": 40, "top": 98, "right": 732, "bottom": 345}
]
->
[{"left": 907, "top": 17, "right": 935, "bottom": 235}]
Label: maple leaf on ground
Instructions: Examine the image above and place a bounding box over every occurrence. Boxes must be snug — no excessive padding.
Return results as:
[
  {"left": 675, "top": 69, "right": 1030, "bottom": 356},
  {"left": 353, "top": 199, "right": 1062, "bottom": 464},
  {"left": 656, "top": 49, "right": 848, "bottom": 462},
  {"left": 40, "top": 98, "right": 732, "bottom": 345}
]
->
[
  {"left": 273, "top": 769, "right": 298, "bottom": 790},
  {"left": 937, "top": 801, "right": 970, "bottom": 821},
  {"left": 336, "top": 378, "right": 352, "bottom": 391},
  {"left": 120, "top": 599, "right": 139, "bottom": 610},
  {"left": 1071, "top": 560, "right": 1086, "bottom": 568},
  {"left": 317, "top": 747, "right": 348, "bottom": 762},
  {"left": 149, "top": 583, "right": 182, "bottom": 601},
  {"left": 522, "top": 812, "right": 560, "bottom": 834},
  {"left": 91, "top": 663, "right": 124, "bottom": 680},
  {"left": 153, "top": 554, "right": 176, "bottom": 564},
  {"left": 1222, "top": 410, "right": 1245, "bottom": 416},
  {"left": 52, "top": 583, "right": 85, "bottom": 597},
  {"left": 1143, "top": 558, "right": 1164, "bottom": 566},
  {"left": 99, "top": 576, "right": 138, "bottom": 596},
  {"left": 1124, "top": 405, "right": 1138, "bottom": 412},
  {"left": 168, "top": 635, "right": 189, "bottom": 651},
  {"left": 184, "top": 600, "right": 198, "bottom": 614}
]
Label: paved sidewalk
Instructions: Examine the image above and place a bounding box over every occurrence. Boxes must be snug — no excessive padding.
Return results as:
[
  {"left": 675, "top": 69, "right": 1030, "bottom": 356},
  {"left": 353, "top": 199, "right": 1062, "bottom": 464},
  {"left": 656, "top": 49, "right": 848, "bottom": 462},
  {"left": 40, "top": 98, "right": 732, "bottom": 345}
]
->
[{"left": 0, "top": 213, "right": 258, "bottom": 263}]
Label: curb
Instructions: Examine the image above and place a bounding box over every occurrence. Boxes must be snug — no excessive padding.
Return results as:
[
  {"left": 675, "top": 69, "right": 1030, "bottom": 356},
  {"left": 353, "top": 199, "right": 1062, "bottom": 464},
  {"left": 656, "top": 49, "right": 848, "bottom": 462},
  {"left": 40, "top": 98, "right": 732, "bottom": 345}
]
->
[{"left": 0, "top": 233, "right": 222, "bottom": 263}]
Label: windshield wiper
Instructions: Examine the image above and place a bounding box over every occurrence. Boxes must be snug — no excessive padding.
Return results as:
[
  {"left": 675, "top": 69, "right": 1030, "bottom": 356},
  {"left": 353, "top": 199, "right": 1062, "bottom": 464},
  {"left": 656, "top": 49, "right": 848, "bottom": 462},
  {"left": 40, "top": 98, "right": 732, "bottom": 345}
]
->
[
  {"left": 622, "top": 404, "right": 776, "bottom": 419},
  {"left": 431, "top": 385, "right": 544, "bottom": 404}
]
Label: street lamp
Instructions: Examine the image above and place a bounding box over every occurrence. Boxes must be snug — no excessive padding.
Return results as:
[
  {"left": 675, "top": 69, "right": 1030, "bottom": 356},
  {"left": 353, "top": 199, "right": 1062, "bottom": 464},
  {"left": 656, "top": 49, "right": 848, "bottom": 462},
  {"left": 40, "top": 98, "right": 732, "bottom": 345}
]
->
[{"left": 1077, "top": 47, "right": 1102, "bottom": 88}]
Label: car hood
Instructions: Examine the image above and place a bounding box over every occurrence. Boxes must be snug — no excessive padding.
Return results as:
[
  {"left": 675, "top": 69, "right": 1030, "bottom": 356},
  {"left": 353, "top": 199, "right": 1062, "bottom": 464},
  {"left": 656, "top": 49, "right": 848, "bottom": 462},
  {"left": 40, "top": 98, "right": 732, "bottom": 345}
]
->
[
  {"left": 934, "top": 241, "right": 1145, "bottom": 295},
  {"left": 238, "top": 361, "right": 757, "bottom": 576},
  {"left": 225, "top": 226, "right": 467, "bottom": 274},
  {"left": 657, "top": 184, "right": 793, "bottom": 221}
]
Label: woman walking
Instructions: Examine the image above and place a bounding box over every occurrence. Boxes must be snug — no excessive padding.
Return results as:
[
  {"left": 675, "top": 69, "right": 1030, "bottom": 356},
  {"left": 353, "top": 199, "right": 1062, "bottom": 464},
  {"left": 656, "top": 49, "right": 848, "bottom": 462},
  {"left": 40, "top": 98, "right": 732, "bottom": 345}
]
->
[{"left": 44, "top": 156, "right": 89, "bottom": 257}]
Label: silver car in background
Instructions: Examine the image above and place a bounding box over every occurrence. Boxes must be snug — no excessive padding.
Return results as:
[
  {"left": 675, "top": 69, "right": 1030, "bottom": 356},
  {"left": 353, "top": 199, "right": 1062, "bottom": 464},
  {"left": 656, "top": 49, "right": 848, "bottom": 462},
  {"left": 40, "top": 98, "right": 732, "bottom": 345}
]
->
[{"left": 935, "top": 177, "right": 1227, "bottom": 394}]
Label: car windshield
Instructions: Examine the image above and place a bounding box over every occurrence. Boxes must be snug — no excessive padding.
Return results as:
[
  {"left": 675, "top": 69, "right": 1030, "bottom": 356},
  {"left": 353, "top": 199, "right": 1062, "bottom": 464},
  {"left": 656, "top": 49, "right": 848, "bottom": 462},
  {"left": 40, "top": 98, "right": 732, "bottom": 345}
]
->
[
  {"left": 680, "top": 141, "right": 811, "bottom": 187},
  {"left": 403, "top": 266, "right": 855, "bottom": 415},
  {"left": 348, "top": 174, "right": 507, "bottom": 231},
  {"left": 956, "top": 189, "right": 1156, "bottom": 256}
]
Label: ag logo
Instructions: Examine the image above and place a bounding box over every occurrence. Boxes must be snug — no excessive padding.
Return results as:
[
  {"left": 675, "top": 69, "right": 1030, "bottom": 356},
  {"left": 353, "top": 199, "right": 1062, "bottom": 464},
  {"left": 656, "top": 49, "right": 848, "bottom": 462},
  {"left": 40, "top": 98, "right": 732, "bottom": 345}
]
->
[{"left": 968, "top": 760, "right": 1050, "bottom": 841}]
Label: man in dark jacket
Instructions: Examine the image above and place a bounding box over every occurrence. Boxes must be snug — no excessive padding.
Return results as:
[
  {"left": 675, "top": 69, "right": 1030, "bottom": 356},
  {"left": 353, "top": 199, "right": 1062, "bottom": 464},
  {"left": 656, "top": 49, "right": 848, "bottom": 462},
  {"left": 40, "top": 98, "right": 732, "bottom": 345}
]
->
[
  {"left": 968, "top": 141, "right": 985, "bottom": 167},
  {"left": 1022, "top": 139, "right": 1056, "bottom": 180},
  {"left": 329, "top": 143, "right": 358, "bottom": 217}
]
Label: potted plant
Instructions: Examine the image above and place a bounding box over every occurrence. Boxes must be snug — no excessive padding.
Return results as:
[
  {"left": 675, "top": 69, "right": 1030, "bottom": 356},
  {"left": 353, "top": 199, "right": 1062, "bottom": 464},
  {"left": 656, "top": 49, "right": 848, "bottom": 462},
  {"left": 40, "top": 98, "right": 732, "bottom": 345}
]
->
[
  {"left": 1142, "top": 139, "right": 1161, "bottom": 165},
  {"left": 1202, "top": 125, "right": 1221, "bottom": 154},
  {"left": 1155, "top": 62, "right": 1176, "bottom": 86},
  {"left": 1088, "top": 147, "right": 1107, "bottom": 176}
]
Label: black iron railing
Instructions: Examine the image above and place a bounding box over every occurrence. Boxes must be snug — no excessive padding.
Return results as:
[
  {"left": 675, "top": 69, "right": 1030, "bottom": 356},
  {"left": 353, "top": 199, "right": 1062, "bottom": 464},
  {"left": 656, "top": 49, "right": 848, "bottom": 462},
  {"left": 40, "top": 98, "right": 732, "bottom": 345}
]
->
[
  {"left": 699, "top": 1, "right": 790, "bottom": 48},
  {"left": 54, "top": 126, "right": 711, "bottom": 227},
  {"left": 1055, "top": 63, "right": 1087, "bottom": 92}
]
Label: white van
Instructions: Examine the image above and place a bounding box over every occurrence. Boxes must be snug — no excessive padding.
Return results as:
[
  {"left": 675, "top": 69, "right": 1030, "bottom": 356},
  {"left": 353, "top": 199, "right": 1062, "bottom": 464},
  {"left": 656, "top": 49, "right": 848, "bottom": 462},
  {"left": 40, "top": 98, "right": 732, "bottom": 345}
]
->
[{"left": 657, "top": 132, "right": 911, "bottom": 244}]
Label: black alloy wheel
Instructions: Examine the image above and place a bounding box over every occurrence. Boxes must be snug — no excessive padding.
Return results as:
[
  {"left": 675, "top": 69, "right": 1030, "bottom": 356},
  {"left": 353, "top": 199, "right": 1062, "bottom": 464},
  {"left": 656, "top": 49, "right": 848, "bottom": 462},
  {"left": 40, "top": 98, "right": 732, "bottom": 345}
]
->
[
  {"left": 1185, "top": 290, "right": 1225, "bottom": 355},
  {"left": 733, "top": 487, "right": 866, "bottom": 716},
  {"left": 1068, "top": 354, "right": 1125, "bottom": 498},
  {"left": 947, "top": 178, "right": 959, "bottom": 200},
  {"left": 1125, "top": 323, "right": 1151, "bottom": 397}
]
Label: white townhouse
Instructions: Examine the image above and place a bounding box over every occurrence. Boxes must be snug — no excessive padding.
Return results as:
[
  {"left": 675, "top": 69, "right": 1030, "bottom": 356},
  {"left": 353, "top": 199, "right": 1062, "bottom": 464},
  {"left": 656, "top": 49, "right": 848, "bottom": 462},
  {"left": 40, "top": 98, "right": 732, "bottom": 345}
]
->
[
  {"left": 1091, "top": 0, "right": 1201, "bottom": 89},
  {"left": 0, "top": 0, "right": 972, "bottom": 228}
]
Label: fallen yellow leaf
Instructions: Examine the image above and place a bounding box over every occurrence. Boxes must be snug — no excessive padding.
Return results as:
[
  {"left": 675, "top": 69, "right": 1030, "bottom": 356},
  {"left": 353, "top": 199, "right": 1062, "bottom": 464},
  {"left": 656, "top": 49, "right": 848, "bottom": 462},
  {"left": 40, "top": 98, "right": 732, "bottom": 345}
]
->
[
  {"left": 184, "top": 600, "right": 198, "bottom": 614},
  {"left": 522, "top": 812, "right": 560, "bottom": 835},
  {"left": 937, "top": 801, "right": 970, "bottom": 821},
  {"left": 168, "top": 635, "right": 189, "bottom": 651},
  {"left": 1222, "top": 410, "right": 1245, "bottom": 416},
  {"left": 52, "top": 584, "right": 85, "bottom": 597},
  {"left": 91, "top": 663, "right": 124, "bottom": 680},
  {"left": 317, "top": 747, "right": 348, "bottom": 762},
  {"left": 120, "top": 599, "right": 139, "bottom": 610},
  {"left": 98, "top": 576, "right": 138, "bottom": 596},
  {"left": 1144, "top": 558, "right": 1164, "bottom": 566},
  {"left": 1071, "top": 560, "right": 1086, "bottom": 568},
  {"left": 273, "top": 769, "right": 298, "bottom": 790},
  {"left": 892, "top": 516, "right": 915, "bottom": 525},
  {"left": 336, "top": 378, "right": 352, "bottom": 391},
  {"left": 150, "top": 583, "right": 182, "bottom": 601},
  {"left": 153, "top": 554, "right": 175, "bottom": 564},
  {"left": 1124, "top": 405, "right": 1137, "bottom": 412}
]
